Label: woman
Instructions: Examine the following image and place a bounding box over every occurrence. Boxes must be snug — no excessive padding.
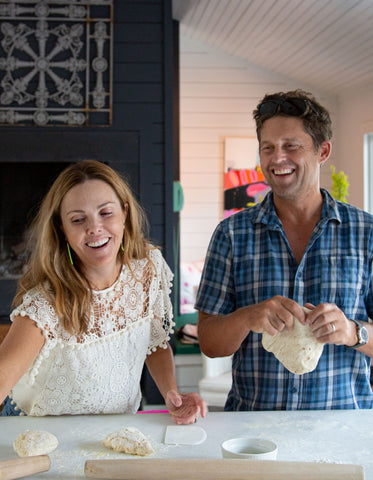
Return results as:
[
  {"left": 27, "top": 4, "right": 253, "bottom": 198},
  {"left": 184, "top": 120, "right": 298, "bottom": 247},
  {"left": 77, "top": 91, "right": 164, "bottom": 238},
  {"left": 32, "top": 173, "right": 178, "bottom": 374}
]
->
[{"left": 0, "top": 160, "right": 206, "bottom": 423}]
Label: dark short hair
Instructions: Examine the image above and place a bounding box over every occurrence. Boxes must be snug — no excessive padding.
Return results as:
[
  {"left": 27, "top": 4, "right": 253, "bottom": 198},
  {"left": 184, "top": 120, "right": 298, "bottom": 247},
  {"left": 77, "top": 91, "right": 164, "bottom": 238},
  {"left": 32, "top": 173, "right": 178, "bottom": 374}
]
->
[{"left": 253, "top": 89, "right": 332, "bottom": 151}]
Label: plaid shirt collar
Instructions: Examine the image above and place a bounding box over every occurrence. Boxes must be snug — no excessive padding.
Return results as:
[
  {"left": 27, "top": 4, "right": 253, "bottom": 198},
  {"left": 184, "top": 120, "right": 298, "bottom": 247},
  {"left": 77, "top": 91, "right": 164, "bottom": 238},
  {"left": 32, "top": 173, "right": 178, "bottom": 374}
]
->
[{"left": 253, "top": 188, "right": 341, "bottom": 230}]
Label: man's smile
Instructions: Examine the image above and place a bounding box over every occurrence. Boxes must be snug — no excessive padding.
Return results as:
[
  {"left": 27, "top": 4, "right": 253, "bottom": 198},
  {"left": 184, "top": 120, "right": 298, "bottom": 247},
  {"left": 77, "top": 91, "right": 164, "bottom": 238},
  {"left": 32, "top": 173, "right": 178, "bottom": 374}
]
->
[{"left": 273, "top": 168, "right": 294, "bottom": 176}]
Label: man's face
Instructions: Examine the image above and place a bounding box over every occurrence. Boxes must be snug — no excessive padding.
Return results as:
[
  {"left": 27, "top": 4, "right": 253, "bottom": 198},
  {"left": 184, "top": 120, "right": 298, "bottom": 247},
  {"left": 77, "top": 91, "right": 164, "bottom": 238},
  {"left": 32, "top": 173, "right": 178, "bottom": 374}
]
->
[{"left": 259, "top": 116, "right": 329, "bottom": 202}]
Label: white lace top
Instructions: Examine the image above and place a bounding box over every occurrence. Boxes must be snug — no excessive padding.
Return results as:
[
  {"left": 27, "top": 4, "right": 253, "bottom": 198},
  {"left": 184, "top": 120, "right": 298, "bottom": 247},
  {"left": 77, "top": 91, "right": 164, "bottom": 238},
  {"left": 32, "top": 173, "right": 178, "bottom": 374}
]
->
[{"left": 9, "top": 248, "right": 174, "bottom": 416}]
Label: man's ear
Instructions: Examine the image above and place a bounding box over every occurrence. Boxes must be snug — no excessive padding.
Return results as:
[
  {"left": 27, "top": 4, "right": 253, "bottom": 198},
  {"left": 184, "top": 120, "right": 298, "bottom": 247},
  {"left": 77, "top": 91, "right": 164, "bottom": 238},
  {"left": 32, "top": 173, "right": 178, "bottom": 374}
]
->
[{"left": 319, "top": 141, "right": 332, "bottom": 165}]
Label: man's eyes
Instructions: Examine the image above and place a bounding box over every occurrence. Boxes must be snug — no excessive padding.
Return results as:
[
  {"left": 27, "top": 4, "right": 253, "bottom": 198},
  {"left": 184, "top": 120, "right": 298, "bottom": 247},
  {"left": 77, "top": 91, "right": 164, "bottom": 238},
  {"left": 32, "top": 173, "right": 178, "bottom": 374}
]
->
[
  {"left": 260, "top": 145, "right": 272, "bottom": 152},
  {"left": 260, "top": 144, "right": 299, "bottom": 151}
]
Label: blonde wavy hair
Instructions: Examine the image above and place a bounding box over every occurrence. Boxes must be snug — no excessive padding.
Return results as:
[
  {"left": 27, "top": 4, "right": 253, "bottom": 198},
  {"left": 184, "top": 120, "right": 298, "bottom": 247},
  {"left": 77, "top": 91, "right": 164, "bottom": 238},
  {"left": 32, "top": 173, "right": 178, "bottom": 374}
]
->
[{"left": 13, "top": 160, "right": 153, "bottom": 334}]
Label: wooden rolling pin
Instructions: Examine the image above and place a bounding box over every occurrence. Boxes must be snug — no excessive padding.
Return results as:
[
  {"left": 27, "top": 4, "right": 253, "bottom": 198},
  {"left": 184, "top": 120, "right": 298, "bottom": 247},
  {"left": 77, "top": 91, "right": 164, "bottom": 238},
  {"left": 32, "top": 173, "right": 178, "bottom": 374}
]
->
[
  {"left": 84, "top": 458, "right": 364, "bottom": 480},
  {"left": 0, "top": 455, "right": 50, "bottom": 480}
]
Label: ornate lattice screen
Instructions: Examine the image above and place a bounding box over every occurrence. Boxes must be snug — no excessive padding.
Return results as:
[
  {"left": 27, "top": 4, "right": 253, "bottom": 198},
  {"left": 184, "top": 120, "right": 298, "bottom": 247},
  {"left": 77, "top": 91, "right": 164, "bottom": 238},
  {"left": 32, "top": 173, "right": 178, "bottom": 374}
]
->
[{"left": 0, "top": 0, "right": 113, "bottom": 126}]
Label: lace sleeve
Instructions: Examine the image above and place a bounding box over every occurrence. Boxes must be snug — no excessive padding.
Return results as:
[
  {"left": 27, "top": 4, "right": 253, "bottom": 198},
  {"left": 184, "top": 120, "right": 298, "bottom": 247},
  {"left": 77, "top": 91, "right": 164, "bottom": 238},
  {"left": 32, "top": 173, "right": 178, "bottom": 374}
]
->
[
  {"left": 147, "top": 249, "right": 175, "bottom": 354},
  {"left": 10, "top": 287, "right": 60, "bottom": 384}
]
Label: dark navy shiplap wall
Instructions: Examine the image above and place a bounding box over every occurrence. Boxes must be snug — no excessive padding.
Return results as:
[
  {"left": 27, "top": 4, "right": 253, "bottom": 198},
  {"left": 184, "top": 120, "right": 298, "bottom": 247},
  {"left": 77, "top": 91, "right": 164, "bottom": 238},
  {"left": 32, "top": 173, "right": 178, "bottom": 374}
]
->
[
  {"left": 0, "top": 0, "right": 177, "bottom": 322},
  {"left": 114, "top": 0, "right": 178, "bottom": 404},
  {"left": 112, "top": 0, "right": 175, "bottom": 267}
]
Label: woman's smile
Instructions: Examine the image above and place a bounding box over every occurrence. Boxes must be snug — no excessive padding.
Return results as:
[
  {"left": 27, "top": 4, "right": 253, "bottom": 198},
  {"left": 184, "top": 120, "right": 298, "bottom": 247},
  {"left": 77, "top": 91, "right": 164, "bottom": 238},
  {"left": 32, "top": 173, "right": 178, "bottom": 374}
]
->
[{"left": 86, "top": 237, "right": 110, "bottom": 248}]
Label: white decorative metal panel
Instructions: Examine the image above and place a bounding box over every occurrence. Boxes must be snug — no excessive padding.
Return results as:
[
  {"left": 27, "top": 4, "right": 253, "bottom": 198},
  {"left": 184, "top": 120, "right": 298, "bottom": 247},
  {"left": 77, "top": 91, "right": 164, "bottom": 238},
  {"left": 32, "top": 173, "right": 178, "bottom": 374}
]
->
[{"left": 0, "top": 0, "right": 113, "bottom": 126}]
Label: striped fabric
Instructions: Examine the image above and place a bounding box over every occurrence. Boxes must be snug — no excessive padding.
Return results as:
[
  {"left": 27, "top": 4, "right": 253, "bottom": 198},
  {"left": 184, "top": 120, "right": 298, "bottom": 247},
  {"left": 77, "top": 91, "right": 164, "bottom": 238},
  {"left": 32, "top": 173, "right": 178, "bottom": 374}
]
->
[{"left": 195, "top": 190, "right": 373, "bottom": 410}]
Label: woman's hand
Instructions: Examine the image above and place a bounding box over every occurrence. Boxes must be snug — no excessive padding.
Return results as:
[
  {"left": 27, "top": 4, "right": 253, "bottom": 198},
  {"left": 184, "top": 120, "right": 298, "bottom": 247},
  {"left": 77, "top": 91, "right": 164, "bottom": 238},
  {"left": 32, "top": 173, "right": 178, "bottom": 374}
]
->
[{"left": 165, "top": 390, "right": 207, "bottom": 425}]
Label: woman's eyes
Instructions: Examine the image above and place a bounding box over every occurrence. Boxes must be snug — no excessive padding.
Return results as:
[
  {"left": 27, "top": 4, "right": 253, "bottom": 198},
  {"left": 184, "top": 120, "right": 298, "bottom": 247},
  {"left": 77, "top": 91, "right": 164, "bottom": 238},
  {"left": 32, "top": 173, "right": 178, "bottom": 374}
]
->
[{"left": 71, "top": 211, "right": 113, "bottom": 223}]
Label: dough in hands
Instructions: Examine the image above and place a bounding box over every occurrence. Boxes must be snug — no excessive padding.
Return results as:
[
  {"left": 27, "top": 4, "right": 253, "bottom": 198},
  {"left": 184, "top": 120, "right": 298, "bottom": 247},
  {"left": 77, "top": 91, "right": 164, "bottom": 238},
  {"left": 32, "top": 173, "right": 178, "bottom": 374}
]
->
[
  {"left": 13, "top": 430, "right": 58, "bottom": 457},
  {"left": 103, "top": 427, "right": 154, "bottom": 456},
  {"left": 262, "top": 307, "right": 324, "bottom": 374}
]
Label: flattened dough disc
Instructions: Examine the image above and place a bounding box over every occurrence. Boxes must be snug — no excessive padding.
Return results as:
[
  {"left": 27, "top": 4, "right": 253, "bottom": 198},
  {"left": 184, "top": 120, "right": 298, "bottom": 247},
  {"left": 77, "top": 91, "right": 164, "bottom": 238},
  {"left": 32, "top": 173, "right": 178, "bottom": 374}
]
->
[{"left": 164, "top": 426, "right": 207, "bottom": 445}]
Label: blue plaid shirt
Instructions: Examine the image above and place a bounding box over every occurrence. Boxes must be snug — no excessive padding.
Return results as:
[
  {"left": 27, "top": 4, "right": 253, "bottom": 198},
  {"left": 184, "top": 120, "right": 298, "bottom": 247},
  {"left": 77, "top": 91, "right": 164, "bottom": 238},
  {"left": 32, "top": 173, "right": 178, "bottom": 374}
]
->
[{"left": 195, "top": 189, "right": 373, "bottom": 410}]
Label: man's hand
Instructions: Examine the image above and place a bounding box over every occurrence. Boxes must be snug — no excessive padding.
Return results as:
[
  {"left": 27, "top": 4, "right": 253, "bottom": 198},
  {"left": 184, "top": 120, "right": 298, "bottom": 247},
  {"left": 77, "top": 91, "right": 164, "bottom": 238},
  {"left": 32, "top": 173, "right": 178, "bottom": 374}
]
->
[
  {"left": 245, "top": 295, "right": 306, "bottom": 336},
  {"left": 305, "top": 302, "right": 358, "bottom": 346}
]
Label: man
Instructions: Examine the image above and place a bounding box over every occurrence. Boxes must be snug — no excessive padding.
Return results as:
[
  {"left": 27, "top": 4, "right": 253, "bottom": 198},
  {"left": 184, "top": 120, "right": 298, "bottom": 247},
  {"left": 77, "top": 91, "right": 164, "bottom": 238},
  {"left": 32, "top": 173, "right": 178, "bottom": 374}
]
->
[{"left": 195, "top": 90, "right": 373, "bottom": 410}]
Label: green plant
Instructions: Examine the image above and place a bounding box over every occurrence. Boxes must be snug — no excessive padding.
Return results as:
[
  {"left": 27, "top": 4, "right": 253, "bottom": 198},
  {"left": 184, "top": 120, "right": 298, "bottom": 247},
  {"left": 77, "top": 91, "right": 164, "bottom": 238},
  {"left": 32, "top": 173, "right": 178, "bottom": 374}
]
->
[{"left": 330, "top": 165, "right": 349, "bottom": 203}]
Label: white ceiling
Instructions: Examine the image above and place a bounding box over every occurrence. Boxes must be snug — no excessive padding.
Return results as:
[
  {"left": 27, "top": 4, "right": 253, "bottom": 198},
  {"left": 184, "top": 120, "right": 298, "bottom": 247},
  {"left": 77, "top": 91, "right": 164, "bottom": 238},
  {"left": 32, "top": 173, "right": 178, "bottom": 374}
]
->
[{"left": 172, "top": 0, "right": 373, "bottom": 95}]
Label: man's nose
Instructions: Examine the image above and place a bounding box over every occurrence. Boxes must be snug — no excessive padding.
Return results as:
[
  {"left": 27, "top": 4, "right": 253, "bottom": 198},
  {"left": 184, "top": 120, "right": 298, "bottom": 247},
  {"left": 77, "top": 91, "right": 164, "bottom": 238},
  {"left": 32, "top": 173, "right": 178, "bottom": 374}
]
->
[{"left": 273, "top": 146, "right": 287, "bottom": 160}]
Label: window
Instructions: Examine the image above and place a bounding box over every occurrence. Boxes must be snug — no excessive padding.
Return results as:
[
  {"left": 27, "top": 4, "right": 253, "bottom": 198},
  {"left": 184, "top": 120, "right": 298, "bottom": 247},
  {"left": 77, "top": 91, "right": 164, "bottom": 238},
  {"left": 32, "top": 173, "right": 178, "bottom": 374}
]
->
[{"left": 364, "top": 133, "right": 373, "bottom": 214}]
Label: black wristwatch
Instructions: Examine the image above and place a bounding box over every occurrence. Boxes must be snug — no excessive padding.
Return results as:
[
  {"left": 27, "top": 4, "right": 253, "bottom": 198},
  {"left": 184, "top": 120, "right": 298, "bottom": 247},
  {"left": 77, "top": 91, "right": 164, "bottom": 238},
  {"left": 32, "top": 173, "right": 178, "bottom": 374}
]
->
[{"left": 350, "top": 319, "right": 369, "bottom": 348}]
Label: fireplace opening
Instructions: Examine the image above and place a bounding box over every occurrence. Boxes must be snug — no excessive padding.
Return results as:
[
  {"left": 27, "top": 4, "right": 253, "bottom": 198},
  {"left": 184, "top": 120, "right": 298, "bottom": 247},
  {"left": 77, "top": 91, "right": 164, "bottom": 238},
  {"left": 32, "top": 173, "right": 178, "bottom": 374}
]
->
[{"left": 0, "top": 162, "right": 70, "bottom": 279}]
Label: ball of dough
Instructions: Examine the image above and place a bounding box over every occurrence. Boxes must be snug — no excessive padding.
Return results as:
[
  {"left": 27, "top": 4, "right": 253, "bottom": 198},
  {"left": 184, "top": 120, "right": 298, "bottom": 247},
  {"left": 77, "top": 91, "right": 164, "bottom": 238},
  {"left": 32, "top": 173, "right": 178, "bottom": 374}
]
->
[
  {"left": 103, "top": 427, "right": 154, "bottom": 456},
  {"left": 13, "top": 430, "right": 58, "bottom": 457},
  {"left": 262, "top": 307, "right": 324, "bottom": 374}
]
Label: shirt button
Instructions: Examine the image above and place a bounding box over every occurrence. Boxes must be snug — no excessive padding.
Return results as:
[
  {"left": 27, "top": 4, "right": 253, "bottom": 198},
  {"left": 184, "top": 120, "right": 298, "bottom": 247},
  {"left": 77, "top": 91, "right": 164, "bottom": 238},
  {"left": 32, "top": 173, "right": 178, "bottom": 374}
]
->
[{"left": 290, "top": 387, "right": 297, "bottom": 393}]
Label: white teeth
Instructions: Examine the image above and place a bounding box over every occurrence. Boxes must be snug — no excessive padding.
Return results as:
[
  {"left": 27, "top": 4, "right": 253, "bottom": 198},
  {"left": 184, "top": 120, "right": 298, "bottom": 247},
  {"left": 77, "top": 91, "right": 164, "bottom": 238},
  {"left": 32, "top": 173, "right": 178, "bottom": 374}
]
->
[
  {"left": 274, "top": 169, "right": 293, "bottom": 175},
  {"left": 87, "top": 238, "right": 109, "bottom": 248}
]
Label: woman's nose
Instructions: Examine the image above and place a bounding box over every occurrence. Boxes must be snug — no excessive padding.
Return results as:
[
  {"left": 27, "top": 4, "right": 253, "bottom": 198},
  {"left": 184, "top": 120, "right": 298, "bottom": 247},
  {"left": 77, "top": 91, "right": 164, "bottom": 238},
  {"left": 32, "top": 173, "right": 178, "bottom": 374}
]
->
[{"left": 86, "top": 217, "right": 102, "bottom": 234}]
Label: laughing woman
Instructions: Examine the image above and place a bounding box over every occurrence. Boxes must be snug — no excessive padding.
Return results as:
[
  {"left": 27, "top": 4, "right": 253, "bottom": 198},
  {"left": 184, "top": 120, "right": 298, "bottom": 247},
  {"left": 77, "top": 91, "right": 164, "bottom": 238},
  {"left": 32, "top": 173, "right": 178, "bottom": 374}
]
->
[{"left": 0, "top": 160, "right": 206, "bottom": 423}]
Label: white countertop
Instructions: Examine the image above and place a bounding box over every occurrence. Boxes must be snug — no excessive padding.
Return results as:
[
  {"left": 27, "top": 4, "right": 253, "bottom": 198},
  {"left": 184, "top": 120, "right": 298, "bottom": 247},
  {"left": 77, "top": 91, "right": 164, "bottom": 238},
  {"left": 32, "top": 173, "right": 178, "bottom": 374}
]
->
[{"left": 1, "top": 410, "right": 373, "bottom": 479}]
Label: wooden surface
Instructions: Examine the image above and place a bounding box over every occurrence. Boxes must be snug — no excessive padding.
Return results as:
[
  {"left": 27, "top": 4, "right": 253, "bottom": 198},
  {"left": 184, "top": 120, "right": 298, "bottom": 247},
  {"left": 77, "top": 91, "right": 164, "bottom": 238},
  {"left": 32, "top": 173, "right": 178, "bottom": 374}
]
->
[
  {"left": 84, "top": 458, "right": 364, "bottom": 480},
  {"left": 0, "top": 456, "right": 50, "bottom": 480}
]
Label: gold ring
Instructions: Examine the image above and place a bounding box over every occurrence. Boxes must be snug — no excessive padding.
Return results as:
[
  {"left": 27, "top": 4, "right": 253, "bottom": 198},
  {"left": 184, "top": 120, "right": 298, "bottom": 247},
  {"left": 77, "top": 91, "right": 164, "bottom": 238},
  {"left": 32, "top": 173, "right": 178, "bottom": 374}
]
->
[{"left": 331, "top": 322, "right": 336, "bottom": 333}]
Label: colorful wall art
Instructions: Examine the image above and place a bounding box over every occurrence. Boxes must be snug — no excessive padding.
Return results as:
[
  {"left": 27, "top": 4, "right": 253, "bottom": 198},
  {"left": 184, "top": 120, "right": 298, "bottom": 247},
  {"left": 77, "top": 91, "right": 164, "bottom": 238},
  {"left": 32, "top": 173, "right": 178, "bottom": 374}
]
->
[{"left": 224, "top": 166, "right": 271, "bottom": 218}]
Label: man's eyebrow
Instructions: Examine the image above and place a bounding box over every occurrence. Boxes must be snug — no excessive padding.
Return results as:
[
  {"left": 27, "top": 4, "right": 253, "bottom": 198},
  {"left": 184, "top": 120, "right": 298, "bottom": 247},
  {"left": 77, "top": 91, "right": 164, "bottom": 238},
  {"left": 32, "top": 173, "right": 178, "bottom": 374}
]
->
[{"left": 260, "top": 137, "right": 299, "bottom": 145}]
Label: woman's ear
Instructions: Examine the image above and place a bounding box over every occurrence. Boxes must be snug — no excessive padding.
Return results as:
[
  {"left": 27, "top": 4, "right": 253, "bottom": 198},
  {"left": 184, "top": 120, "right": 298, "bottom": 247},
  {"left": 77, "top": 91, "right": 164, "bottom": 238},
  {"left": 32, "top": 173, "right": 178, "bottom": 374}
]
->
[{"left": 123, "top": 203, "right": 129, "bottom": 220}]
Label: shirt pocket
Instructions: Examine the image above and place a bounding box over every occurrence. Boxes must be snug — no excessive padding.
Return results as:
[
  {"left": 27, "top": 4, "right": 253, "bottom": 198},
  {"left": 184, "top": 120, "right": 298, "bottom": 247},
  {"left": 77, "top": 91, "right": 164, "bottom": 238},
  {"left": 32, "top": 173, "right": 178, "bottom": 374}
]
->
[{"left": 320, "top": 255, "right": 364, "bottom": 316}]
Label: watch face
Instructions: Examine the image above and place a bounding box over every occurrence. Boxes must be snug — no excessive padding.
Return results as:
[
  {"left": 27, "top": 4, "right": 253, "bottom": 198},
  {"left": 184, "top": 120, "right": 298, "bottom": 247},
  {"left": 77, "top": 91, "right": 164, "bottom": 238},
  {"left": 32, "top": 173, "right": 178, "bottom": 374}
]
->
[{"left": 360, "top": 326, "right": 369, "bottom": 344}]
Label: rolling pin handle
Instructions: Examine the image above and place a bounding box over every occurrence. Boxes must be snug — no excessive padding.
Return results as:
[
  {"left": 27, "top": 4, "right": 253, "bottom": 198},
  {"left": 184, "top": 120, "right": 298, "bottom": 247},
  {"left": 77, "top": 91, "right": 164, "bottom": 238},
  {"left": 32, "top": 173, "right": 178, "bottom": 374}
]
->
[{"left": 0, "top": 455, "right": 50, "bottom": 480}]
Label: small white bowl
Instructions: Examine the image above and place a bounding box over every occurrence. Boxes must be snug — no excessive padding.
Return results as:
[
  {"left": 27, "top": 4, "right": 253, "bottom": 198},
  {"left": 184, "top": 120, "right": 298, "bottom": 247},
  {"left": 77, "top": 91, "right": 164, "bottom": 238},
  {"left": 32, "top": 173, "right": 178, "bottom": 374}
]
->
[{"left": 221, "top": 437, "right": 278, "bottom": 460}]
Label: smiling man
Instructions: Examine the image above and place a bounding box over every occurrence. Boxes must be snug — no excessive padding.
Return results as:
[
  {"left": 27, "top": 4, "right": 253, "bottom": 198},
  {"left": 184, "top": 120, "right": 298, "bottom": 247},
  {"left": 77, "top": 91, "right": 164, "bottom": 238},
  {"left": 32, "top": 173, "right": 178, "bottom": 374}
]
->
[{"left": 196, "top": 90, "right": 373, "bottom": 411}]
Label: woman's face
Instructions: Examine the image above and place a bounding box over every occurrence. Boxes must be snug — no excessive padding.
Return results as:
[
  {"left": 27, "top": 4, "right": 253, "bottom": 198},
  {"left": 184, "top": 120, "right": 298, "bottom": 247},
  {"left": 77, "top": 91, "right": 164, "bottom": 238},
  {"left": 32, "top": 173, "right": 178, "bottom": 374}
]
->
[{"left": 60, "top": 179, "right": 127, "bottom": 272}]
